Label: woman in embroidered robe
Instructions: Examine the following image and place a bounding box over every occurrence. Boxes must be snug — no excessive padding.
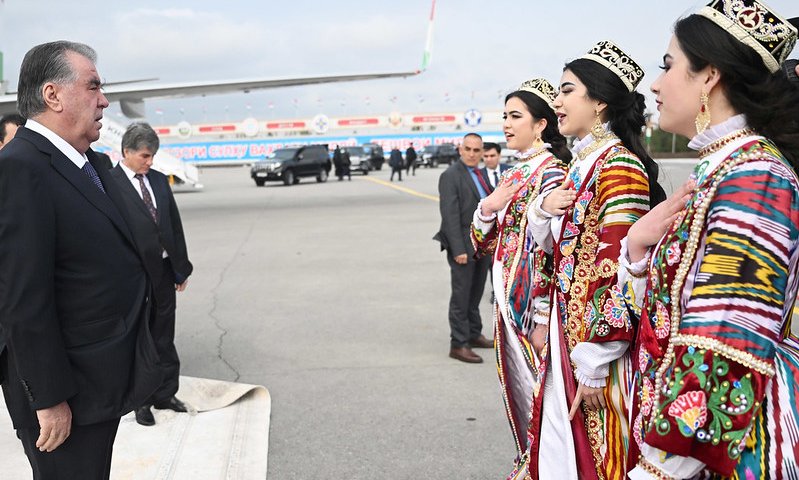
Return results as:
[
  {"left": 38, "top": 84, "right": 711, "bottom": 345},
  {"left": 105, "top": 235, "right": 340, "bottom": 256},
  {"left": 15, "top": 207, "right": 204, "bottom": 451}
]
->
[
  {"left": 619, "top": 4, "right": 799, "bottom": 479},
  {"left": 470, "top": 78, "right": 569, "bottom": 480},
  {"left": 528, "top": 41, "right": 666, "bottom": 480}
]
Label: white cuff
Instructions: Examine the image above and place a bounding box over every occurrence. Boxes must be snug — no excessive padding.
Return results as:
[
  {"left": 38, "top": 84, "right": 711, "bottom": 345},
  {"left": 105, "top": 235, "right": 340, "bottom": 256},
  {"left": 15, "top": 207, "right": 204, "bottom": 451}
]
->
[
  {"left": 472, "top": 201, "right": 497, "bottom": 234},
  {"left": 575, "top": 369, "right": 606, "bottom": 388},
  {"left": 619, "top": 236, "right": 651, "bottom": 277},
  {"left": 637, "top": 443, "right": 706, "bottom": 479},
  {"left": 570, "top": 341, "right": 629, "bottom": 387}
]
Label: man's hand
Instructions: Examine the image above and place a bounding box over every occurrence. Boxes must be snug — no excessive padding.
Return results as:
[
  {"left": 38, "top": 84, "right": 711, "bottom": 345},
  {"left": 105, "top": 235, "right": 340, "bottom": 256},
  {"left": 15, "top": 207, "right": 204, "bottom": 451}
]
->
[
  {"left": 176, "top": 279, "right": 189, "bottom": 292},
  {"left": 454, "top": 254, "right": 468, "bottom": 265},
  {"left": 531, "top": 323, "right": 548, "bottom": 357},
  {"left": 627, "top": 179, "right": 694, "bottom": 262},
  {"left": 541, "top": 179, "right": 576, "bottom": 216},
  {"left": 568, "top": 383, "right": 606, "bottom": 420},
  {"left": 481, "top": 178, "right": 524, "bottom": 216},
  {"left": 35, "top": 401, "right": 72, "bottom": 452}
]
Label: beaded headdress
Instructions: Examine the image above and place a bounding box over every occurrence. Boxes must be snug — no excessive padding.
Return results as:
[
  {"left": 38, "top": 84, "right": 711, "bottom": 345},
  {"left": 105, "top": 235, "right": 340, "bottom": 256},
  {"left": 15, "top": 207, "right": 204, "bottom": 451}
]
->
[
  {"left": 580, "top": 40, "right": 645, "bottom": 92},
  {"left": 698, "top": 0, "right": 797, "bottom": 73},
  {"left": 517, "top": 78, "right": 557, "bottom": 111}
]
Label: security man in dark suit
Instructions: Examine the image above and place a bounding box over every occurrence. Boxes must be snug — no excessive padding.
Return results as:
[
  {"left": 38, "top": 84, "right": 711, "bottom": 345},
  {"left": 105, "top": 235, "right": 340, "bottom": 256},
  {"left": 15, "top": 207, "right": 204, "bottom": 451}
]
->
[
  {"left": 433, "top": 133, "right": 493, "bottom": 363},
  {"left": 0, "top": 41, "right": 161, "bottom": 480},
  {"left": 109, "top": 122, "right": 193, "bottom": 426}
]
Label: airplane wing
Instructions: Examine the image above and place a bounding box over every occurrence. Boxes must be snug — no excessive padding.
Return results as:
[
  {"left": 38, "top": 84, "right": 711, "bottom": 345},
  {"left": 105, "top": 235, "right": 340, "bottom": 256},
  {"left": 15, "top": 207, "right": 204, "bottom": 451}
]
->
[
  {"left": 0, "top": 0, "right": 436, "bottom": 118},
  {"left": 0, "top": 70, "right": 423, "bottom": 118}
]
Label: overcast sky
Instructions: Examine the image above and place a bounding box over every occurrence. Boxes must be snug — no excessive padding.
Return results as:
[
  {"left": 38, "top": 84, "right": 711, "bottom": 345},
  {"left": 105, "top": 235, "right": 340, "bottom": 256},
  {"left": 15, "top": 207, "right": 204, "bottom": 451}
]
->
[{"left": 0, "top": 0, "right": 796, "bottom": 125}]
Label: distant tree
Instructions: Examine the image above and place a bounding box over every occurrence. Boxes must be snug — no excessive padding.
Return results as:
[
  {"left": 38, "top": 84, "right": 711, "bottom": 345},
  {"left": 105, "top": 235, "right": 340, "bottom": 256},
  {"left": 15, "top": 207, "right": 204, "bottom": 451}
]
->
[{"left": 647, "top": 127, "right": 692, "bottom": 155}]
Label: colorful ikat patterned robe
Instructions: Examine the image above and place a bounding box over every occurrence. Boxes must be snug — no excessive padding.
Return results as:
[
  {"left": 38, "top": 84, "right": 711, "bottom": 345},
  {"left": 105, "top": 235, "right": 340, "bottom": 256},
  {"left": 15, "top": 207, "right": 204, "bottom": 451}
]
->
[
  {"left": 470, "top": 150, "right": 566, "bottom": 479},
  {"left": 531, "top": 138, "right": 651, "bottom": 480},
  {"left": 624, "top": 135, "right": 799, "bottom": 479}
]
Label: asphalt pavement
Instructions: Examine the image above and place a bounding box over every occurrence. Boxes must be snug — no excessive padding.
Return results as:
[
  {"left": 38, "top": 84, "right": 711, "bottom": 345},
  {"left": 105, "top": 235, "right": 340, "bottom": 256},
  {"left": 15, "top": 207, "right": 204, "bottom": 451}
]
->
[{"left": 171, "top": 160, "right": 697, "bottom": 479}]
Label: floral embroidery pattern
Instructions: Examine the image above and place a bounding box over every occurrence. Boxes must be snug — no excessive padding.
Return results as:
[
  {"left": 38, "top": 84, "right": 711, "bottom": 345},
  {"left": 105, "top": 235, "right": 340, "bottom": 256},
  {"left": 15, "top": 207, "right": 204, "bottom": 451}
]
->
[
  {"left": 602, "top": 286, "right": 628, "bottom": 329},
  {"left": 666, "top": 241, "right": 681, "bottom": 266},
  {"left": 654, "top": 301, "right": 670, "bottom": 339},
  {"left": 573, "top": 190, "right": 594, "bottom": 225},
  {"left": 653, "top": 346, "right": 755, "bottom": 459},
  {"left": 668, "top": 390, "right": 708, "bottom": 436}
]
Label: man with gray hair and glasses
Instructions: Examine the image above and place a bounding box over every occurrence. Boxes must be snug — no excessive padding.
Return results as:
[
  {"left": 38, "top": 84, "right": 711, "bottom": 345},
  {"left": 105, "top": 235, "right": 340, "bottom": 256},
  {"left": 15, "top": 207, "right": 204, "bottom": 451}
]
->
[
  {"left": 0, "top": 41, "right": 161, "bottom": 479},
  {"left": 110, "top": 122, "right": 193, "bottom": 427}
]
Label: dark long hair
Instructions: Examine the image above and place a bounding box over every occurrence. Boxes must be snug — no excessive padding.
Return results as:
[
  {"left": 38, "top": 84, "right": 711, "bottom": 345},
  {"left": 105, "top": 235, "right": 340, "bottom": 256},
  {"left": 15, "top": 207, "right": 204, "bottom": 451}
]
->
[
  {"left": 505, "top": 90, "right": 572, "bottom": 162},
  {"left": 674, "top": 15, "right": 799, "bottom": 170},
  {"left": 563, "top": 59, "right": 666, "bottom": 207}
]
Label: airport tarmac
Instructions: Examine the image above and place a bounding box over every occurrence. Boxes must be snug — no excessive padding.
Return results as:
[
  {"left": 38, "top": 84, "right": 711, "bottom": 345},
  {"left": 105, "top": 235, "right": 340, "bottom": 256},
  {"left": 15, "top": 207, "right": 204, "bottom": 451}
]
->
[{"left": 171, "top": 159, "right": 696, "bottom": 479}]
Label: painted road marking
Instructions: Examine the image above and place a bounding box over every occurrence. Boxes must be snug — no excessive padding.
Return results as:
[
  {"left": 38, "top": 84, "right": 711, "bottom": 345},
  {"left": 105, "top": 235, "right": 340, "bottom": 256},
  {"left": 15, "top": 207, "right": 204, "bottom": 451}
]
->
[{"left": 361, "top": 176, "right": 439, "bottom": 202}]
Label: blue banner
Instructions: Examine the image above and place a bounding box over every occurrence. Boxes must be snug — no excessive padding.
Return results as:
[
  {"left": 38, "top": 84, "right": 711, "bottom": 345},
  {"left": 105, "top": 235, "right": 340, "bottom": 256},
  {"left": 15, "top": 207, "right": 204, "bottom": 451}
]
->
[{"left": 160, "top": 131, "right": 505, "bottom": 163}]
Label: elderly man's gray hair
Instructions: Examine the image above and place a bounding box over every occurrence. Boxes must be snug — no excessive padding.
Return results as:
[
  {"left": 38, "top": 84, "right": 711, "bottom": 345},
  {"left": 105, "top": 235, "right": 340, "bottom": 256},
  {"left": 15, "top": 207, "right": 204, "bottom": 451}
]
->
[
  {"left": 17, "top": 41, "right": 97, "bottom": 119},
  {"left": 121, "top": 122, "right": 160, "bottom": 154}
]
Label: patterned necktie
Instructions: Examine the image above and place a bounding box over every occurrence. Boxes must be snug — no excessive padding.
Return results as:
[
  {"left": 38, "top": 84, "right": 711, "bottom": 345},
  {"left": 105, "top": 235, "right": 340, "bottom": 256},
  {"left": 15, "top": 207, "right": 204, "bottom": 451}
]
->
[
  {"left": 493, "top": 171, "right": 499, "bottom": 188},
  {"left": 81, "top": 162, "right": 106, "bottom": 193},
  {"left": 134, "top": 173, "right": 157, "bottom": 222}
]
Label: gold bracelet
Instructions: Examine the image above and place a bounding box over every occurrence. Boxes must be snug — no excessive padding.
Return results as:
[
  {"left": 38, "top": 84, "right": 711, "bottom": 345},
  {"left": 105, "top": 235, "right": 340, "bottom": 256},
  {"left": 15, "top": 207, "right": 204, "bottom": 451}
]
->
[{"left": 638, "top": 456, "right": 675, "bottom": 480}]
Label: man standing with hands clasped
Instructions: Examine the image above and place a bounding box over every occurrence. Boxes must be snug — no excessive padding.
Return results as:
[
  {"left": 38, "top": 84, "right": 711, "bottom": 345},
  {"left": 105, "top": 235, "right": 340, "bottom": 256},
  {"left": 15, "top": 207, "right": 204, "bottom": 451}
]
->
[
  {"left": 0, "top": 41, "right": 161, "bottom": 480},
  {"left": 110, "top": 122, "right": 193, "bottom": 427},
  {"left": 433, "top": 133, "right": 493, "bottom": 363}
]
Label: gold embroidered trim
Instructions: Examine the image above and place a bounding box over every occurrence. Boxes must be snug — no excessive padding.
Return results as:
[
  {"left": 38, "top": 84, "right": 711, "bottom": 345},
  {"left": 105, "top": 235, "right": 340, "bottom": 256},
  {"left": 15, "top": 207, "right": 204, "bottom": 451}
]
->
[{"left": 638, "top": 456, "right": 675, "bottom": 480}]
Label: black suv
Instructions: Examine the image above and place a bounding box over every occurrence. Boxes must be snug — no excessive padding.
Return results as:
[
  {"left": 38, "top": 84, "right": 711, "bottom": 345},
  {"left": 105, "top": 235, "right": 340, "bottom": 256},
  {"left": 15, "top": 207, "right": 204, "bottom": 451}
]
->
[
  {"left": 361, "top": 143, "right": 385, "bottom": 170},
  {"left": 419, "top": 143, "right": 458, "bottom": 168},
  {"left": 250, "top": 145, "right": 331, "bottom": 186}
]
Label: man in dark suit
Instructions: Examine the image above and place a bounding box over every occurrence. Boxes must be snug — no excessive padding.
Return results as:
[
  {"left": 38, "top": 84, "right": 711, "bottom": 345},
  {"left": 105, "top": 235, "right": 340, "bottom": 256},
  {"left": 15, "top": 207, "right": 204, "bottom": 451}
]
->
[
  {"left": 478, "top": 142, "right": 511, "bottom": 194},
  {"left": 0, "top": 41, "right": 161, "bottom": 480},
  {"left": 109, "top": 122, "right": 193, "bottom": 427},
  {"left": 433, "top": 133, "right": 493, "bottom": 363}
]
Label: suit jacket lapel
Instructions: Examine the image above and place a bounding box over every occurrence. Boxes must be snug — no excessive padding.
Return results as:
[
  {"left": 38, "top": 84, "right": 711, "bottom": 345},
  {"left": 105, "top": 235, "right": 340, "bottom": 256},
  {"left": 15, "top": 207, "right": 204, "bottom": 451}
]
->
[
  {"left": 54, "top": 153, "right": 136, "bottom": 248},
  {"left": 478, "top": 168, "right": 494, "bottom": 194},
  {"left": 148, "top": 173, "right": 167, "bottom": 226},
  {"left": 110, "top": 165, "right": 156, "bottom": 225},
  {"left": 456, "top": 161, "right": 480, "bottom": 200}
]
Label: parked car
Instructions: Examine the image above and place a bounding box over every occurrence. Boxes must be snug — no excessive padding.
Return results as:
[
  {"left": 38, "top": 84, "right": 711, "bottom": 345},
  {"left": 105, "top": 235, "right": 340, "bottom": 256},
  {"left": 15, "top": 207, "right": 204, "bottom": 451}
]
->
[
  {"left": 419, "top": 143, "right": 458, "bottom": 168},
  {"left": 340, "top": 146, "right": 371, "bottom": 174},
  {"left": 361, "top": 143, "right": 385, "bottom": 170},
  {"left": 250, "top": 145, "right": 331, "bottom": 186}
]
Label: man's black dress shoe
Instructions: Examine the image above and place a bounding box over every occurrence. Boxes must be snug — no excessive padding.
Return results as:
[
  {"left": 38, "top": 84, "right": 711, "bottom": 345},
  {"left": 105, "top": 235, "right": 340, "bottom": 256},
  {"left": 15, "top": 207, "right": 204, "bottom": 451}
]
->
[
  {"left": 153, "top": 396, "right": 188, "bottom": 413},
  {"left": 135, "top": 406, "right": 155, "bottom": 426}
]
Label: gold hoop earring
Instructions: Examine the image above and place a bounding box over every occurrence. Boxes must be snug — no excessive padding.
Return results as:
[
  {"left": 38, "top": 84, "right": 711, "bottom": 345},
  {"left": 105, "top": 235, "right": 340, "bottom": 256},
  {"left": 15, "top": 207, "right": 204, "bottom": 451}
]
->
[
  {"left": 590, "top": 111, "right": 606, "bottom": 139},
  {"left": 695, "top": 91, "right": 711, "bottom": 135}
]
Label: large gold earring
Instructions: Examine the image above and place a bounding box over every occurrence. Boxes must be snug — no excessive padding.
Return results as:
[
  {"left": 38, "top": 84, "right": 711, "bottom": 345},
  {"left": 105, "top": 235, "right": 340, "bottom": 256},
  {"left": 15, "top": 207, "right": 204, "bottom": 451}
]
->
[
  {"left": 590, "top": 110, "right": 606, "bottom": 139},
  {"left": 695, "top": 91, "right": 711, "bottom": 135}
]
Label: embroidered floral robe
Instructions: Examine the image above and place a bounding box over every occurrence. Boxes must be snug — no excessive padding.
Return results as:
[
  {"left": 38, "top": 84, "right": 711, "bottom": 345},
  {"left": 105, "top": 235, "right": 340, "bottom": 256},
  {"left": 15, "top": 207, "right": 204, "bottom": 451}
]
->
[
  {"left": 470, "top": 149, "right": 566, "bottom": 479},
  {"left": 621, "top": 130, "right": 799, "bottom": 479},
  {"left": 529, "top": 136, "right": 651, "bottom": 480}
]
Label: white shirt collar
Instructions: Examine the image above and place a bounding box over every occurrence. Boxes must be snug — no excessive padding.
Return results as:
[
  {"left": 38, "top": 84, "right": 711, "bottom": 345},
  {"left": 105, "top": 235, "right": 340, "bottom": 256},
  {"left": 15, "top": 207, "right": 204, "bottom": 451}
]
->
[
  {"left": 119, "top": 161, "right": 139, "bottom": 180},
  {"left": 687, "top": 114, "right": 749, "bottom": 151},
  {"left": 25, "top": 119, "right": 88, "bottom": 169},
  {"left": 571, "top": 122, "right": 611, "bottom": 158}
]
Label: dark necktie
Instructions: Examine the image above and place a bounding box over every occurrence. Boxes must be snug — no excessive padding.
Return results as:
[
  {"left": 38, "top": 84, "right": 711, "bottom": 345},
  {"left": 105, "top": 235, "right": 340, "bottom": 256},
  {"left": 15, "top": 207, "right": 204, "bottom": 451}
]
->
[
  {"left": 493, "top": 171, "right": 499, "bottom": 188},
  {"left": 134, "top": 173, "right": 157, "bottom": 222},
  {"left": 81, "top": 162, "right": 106, "bottom": 193}
]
